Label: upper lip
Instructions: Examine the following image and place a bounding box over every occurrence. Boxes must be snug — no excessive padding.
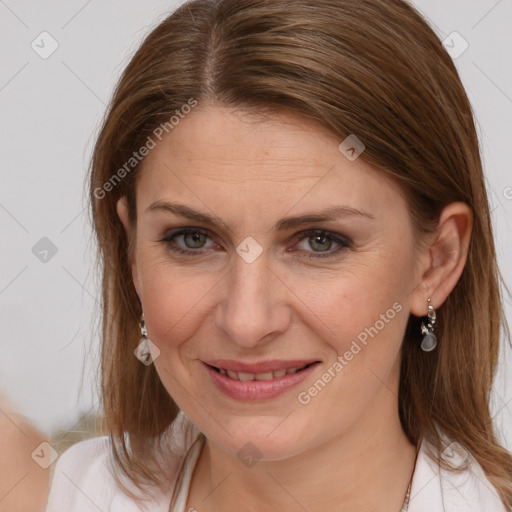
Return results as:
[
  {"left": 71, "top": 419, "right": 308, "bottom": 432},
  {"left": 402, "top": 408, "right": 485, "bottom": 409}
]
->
[{"left": 202, "top": 359, "right": 319, "bottom": 373}]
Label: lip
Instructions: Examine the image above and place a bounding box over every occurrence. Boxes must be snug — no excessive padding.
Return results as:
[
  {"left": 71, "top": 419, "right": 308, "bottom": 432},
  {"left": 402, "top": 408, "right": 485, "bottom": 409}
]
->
[{"left": 202, "top": 360, "right": 321, "bottom": 401}]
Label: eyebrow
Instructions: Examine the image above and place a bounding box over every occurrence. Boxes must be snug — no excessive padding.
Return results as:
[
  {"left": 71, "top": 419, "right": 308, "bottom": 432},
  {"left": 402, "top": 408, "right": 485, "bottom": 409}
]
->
[{"left": 145, "top": 200, "right": 375, "bottom": 232}]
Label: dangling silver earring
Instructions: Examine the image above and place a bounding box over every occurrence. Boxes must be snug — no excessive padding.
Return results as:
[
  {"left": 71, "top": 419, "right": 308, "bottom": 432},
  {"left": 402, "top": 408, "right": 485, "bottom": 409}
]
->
[
  {"left": 135, "top": 312, "right": 159, "bottom": 365},
  {"left": 420, "top": 298, "right": 437, "bottom": 352}
]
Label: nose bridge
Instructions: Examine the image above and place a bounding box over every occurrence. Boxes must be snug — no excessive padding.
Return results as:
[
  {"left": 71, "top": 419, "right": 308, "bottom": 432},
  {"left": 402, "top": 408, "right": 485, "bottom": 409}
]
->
[{"left": 215, "top": 252, "right": 289, "bottom": 347}]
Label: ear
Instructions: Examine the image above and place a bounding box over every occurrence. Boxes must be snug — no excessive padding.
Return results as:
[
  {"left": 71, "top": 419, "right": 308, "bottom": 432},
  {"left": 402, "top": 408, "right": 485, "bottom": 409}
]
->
[
  {"left": 116, "top": 196, "right": 141, "bottom": 299},
  {"left": 409, "top": 202, "right": 473, "bottom": 316}
]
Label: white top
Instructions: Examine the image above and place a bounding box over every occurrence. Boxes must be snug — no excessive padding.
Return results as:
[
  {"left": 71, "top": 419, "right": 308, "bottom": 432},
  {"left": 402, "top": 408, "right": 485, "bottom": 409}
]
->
[{"left": 45, "top": 412, "right": 507, "bottom": 512}]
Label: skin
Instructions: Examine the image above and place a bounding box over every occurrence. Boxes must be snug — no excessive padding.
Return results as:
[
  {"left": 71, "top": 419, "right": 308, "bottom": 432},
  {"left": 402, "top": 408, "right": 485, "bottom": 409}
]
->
[
  {"left": 117, "top": 105, "right": 472, "bottom": 512},
  {"left": 0, "top": 392, "right": 50, "bottom": 512}
]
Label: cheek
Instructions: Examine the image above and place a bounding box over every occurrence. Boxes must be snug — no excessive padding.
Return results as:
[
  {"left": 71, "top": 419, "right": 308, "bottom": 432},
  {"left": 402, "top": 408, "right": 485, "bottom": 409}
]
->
[
  {"left": 291, "top": 272, "right": 410, "bottom": 426},
  {"left": 290, "top": 259, "right": 409, "bottom": 355},
  {"left": 327, "top": 301, "right": 404, "bottom": 375},
  {"left": 135, "top": 254, "right": 218, "bottom": 351}
]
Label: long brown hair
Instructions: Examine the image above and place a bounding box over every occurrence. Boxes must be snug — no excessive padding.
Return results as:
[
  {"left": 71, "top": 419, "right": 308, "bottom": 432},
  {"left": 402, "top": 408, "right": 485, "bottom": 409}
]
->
[{"left": 87, "top": 0, "right": 512, "bottom": 507}]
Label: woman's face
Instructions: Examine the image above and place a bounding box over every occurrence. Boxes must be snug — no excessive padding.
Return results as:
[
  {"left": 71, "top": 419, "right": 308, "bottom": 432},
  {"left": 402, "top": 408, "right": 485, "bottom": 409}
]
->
[{"left": 118, "top": 105, "right": 426, "bottom": 460}]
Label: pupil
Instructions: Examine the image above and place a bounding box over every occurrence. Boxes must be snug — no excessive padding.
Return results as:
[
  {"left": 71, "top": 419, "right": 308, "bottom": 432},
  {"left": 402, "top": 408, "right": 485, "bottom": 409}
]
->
[
  {"left": 311, "top": 234, "right": 330, "bottom": 252},
  {"left": 186, "top": 232, "right": 205, "bottom": 248}
]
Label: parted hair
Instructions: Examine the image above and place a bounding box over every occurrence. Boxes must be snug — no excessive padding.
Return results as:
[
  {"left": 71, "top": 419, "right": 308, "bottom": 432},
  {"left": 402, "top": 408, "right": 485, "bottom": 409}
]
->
[{"left": 87, "top": 0, "right": 512, "bottom": 507}]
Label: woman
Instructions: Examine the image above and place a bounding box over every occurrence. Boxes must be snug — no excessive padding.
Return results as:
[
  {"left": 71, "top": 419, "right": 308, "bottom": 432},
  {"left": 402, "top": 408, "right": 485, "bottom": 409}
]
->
[{"left": 45, "top": 0, "right": 512, "bottom": 510}]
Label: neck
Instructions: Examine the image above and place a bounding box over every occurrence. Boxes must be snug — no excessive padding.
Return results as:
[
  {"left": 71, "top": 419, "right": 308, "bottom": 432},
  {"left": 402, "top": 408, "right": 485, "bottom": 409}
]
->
[{"left": 186, "top": 367, "right": 418, "bottom": 512}]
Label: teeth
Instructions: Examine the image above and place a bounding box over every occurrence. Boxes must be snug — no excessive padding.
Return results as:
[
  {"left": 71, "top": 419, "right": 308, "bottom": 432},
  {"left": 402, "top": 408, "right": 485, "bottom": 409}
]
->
[
  {"left": 255, "top": 372, "right": 274, "bottom": 381},
  {"left": 218, "top": 364, "right": 309, "bottom": 381}
]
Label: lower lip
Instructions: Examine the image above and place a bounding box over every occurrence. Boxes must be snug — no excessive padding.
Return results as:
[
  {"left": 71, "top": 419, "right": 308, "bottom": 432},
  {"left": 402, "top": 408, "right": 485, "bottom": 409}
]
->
[{"left": 203, "top": 362, "right": 320, "bottom": 401}]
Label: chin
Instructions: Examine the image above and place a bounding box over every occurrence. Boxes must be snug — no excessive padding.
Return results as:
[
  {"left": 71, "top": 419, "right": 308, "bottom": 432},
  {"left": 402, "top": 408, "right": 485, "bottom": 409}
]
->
[{"left": 205, "top": 417, "right": 310, "bottom": 463}]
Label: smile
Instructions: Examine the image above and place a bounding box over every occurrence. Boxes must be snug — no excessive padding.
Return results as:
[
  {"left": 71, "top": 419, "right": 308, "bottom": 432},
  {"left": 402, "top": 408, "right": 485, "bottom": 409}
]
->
[
  {"left": 202, "top": 360, "right": 321, "bottom": 401},
  {"left": 212, "top": 362, "right": 314, "bottom": 381}
]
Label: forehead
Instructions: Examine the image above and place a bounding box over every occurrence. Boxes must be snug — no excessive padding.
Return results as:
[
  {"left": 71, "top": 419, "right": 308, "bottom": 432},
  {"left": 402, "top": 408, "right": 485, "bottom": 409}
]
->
[{"left": 135, "top": 106, "right": 407, "bottom": 223}]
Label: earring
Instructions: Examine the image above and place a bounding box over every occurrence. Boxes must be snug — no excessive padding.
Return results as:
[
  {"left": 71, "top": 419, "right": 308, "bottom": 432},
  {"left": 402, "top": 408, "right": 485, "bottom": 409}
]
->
[
  {"left": 135, "top": 312, "right": 157, "bottom": 365},
  {"left": 420, "top": 298, "right": 437, "bottom": 352}
]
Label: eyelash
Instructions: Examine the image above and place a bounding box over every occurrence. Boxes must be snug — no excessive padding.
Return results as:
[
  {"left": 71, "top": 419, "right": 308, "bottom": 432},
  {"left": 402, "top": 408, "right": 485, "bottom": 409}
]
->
[{"left": 160, "top": 227, "right": 351, "bottom": 259}]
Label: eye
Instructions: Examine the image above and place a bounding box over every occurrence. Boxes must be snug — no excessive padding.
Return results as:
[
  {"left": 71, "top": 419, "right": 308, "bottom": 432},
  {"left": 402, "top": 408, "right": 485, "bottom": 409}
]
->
[
  {"left": 160, "top": 227, "right": 351, "bottom": 259},
  {"left": 291, "top": 229, "right": 351, "bottom": 259},
  {"left": 161, "top": 227, "right": 217, "bottom": 255}
]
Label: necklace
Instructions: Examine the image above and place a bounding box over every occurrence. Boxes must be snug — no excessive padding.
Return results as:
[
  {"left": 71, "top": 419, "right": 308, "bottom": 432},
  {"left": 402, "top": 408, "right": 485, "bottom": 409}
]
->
[
  {"left": 400, "top": 480, "right": 412, "bottom": 512},
  {"left": 400, "top": 445, "right": 419, "bottom": 512}
]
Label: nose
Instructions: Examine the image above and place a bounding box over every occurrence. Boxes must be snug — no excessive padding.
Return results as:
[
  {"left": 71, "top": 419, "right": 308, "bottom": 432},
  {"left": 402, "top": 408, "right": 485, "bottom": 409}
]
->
[{"left": 214, "top": 252, "right": 292, "bottom": 349}]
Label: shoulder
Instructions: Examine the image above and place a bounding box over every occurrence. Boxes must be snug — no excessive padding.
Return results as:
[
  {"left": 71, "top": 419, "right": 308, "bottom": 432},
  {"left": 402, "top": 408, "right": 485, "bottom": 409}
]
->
[
  {"left": 45, "top": 412, "right": 201, "bottom": 512},
  {"left": 45, "top": 436, "right": 122, "bottom": 512},
  {"left": 409, "top": 438, "right": 507, "bottom": 512},
  {"left": 0, "top": 392, "right": 50, "bottom": 511}
]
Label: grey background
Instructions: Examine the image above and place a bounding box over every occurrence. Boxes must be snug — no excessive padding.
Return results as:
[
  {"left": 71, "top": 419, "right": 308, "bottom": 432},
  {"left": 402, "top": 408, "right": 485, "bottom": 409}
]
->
[{"left": 1, "top": 0, "right": 511, "bottom": 447}]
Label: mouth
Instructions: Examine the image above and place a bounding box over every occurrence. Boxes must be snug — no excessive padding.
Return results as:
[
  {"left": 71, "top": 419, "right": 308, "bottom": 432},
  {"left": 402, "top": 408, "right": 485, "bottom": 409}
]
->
[
  {"left": 206, "top": 361, "right": 318, "bottom": 381},
  {"left": 202, "top": 359, "right": 321, "bottom": 401}
]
